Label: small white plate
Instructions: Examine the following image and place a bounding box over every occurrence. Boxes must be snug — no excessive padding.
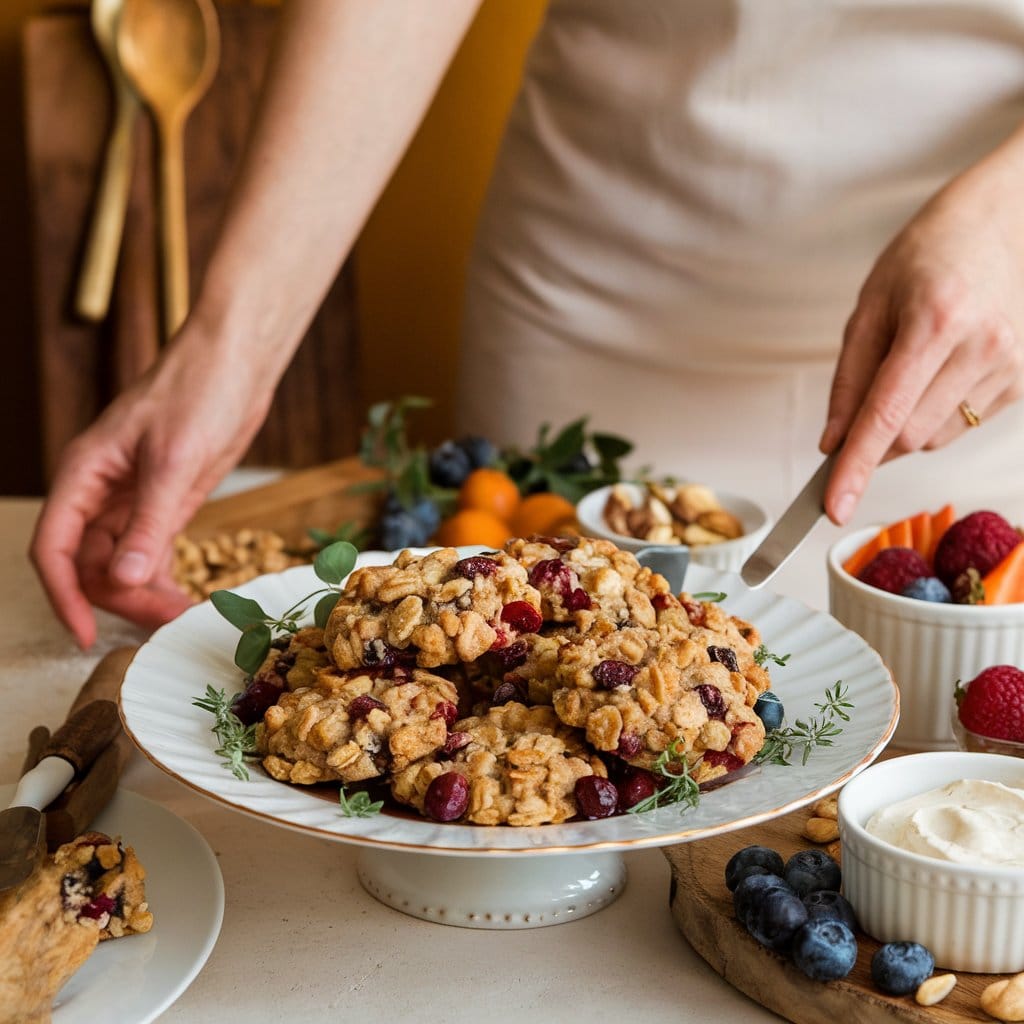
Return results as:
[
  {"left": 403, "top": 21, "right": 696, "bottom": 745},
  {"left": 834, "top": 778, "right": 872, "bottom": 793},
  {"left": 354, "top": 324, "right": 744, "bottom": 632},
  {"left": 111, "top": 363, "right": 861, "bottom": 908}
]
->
[
  {"left": 120, "top": 554, "right": 899, "bottom": 855},
  {"left": 1, "top": 786, "right": 226, "bottom": 1024}
]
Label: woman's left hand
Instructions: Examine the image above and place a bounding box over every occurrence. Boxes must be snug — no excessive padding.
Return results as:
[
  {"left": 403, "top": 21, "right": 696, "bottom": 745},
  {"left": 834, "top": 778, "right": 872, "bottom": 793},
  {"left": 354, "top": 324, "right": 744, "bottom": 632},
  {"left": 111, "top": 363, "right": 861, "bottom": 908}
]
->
[{"left": 820, "top": 134, "right": 1024, "bottom": 524}]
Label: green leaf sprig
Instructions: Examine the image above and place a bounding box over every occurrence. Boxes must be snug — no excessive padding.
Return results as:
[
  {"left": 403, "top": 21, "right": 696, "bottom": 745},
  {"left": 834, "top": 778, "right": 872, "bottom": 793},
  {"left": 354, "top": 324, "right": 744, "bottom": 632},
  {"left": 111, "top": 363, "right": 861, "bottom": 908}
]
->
[
  {"left": 754, "top": 643, "right": 791, "bottom": 668},
  {"left": 504, "top": 416, "right": 634, "bottom": 503},
  {"left": 754, "top": 681, "right": 853, "bottom": 766},
  {"left": 307, "top": 520, "right": 371, "bottom": 553},
  {"left": 339, "top": 788, "right": 384, "bottom": 818},
  {"left": 692, "top": 591, "right": 727, "bottom": 603},
  {"left": 192, "top": 685, "right": 259, "bottom": 781},
  {"left": 627, "top": 739, "right": 701, "bottom": 814},
  {"left": 211, "top": 540, "right": 358, "bottom": 675}
]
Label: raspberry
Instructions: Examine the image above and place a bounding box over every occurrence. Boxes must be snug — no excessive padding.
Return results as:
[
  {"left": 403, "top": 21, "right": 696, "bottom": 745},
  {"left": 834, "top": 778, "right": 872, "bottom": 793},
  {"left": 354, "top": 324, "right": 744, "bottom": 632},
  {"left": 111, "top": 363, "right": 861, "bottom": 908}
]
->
[
  {"left": 957, "top": 665, "right": 1024, "bottom": 741},
  {"left": 857, "top": 547, "right": 931, "bottom": 595},
  {"left": 933, "top": 510, "right": 1021, "bottom": 588}
]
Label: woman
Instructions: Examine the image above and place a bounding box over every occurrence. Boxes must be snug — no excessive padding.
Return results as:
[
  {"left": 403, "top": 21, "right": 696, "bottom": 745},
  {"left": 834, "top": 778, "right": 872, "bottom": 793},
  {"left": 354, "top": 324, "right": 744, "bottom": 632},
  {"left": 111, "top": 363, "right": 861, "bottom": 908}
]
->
[{"left": 30, "top": 0, "right": 1024, "bottom": 647}]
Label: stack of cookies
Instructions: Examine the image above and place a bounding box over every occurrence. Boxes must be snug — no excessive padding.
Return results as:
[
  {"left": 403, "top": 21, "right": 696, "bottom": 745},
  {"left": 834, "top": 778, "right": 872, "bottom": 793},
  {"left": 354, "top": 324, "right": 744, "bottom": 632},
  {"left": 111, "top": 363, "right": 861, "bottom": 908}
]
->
[{"left": 252, "top": 537, "right": 771, "bottom": 826}]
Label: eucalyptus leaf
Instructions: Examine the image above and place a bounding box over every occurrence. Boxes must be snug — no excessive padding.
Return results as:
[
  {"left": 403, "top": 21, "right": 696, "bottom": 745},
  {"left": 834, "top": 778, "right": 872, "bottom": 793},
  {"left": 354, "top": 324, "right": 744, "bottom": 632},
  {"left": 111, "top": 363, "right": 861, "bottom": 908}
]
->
[
  {"left": 210, "top": 590, "right": 269, "bottom": 631},
  {"left": 314, "top": 591, "right": 341, "bottom": 629},
  {"left": 314, "top": 541, "right": 358, "bottom": 584},
  {"left": 591, "top": 432, "right": 633, "bottom": 461},
  {"left": 235, "top": 623, "right": 272, "bottom": 675}
]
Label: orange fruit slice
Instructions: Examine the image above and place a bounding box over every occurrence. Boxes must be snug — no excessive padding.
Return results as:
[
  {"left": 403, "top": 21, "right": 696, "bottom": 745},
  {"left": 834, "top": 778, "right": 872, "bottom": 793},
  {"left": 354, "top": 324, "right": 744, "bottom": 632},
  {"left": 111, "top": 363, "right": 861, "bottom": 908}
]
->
[{"left": 981, "top": 542, "right": 1024, "bottom": 604}]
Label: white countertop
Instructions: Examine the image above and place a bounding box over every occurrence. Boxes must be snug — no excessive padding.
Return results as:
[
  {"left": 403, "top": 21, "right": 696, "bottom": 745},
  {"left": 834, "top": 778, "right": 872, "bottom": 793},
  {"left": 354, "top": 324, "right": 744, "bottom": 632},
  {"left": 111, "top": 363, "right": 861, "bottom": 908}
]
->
[{"left": 3, "top": 496, "right": 857, "bottom": 1024}]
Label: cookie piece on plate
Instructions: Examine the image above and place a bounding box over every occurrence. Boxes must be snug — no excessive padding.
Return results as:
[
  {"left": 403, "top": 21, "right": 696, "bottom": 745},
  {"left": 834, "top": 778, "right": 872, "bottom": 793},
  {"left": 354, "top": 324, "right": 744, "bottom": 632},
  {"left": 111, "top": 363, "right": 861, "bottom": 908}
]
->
[
  {"left": 391, "top": 702, "right": 606, "bottom": 826},
  {"left": 324, "top": 548, "right": 541, "bottom": 670},
  {"left": 258, "top": 669, "right": 460, "bottom": 784}
]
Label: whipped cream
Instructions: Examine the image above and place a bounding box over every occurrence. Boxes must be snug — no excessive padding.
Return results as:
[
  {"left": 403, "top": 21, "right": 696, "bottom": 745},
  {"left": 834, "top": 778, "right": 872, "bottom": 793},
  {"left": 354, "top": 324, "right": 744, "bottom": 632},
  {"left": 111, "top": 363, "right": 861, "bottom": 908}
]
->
[{"left": 866, "top": 779, "right": 1024, "bottom": 867}]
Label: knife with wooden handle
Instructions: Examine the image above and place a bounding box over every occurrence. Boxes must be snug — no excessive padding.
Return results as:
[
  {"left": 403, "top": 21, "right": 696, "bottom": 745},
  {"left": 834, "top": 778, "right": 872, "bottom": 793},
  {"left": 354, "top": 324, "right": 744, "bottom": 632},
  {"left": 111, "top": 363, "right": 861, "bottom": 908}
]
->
[{"left": 0, "top": 700, "right": 122, "bottom": 891}]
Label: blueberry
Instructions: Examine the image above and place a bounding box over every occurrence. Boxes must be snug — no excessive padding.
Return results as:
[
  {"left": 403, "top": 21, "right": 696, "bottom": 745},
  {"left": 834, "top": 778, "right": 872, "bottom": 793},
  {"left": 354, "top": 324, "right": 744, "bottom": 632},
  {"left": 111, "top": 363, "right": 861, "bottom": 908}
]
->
[
  {"left": 746, "top": 886, "right": 809, "bottom": 953},
  {"left": 408, "top": 497, "right": 440, "bottom": 537},
  {"left": 802, "top": 890, "right": 858, "bottom": 932},
  {"left": 732, "top": 873, "right": 793, "bottom": 930},
  {"left": 754, "top": 691, "right": 784, "bottom": 732},
  {"left": 784, "top": 849, "right": 841, "bottom": 897},
  {"left": 871, "top": 941, "right": 935, "bottom": 995},
  {"left": 558, "top": 452, "right": 593, "bottom": 475},
  {"left": 900, "top": 576, "right": 952, "bottom": 603},
  {"left": 457, "top": 435, "right": 498, "bottom": 470},
  {"left": 725, "top": 845, "right": 785, "bottom": 892},
  {"left": 379, "top": 510, "right": 429, "bottom": 550},
  {"left": 428, "top": 441, "right": 472, "bottom": 488},
  {"left": 792, "top": 919, "right": 858, "bottom": 981}
]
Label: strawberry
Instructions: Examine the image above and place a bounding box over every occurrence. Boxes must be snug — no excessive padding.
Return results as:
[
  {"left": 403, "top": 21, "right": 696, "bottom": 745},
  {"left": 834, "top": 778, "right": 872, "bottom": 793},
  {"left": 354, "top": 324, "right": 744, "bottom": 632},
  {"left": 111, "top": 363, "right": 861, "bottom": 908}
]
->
[
  {"left": 933, "top": 511, "right": 1021, "bottom": 589},
  {"left": 956, "top": 666, "right": 1024, "bottom": 742},
  {"left": 857, "top": 547, "right": 931, "bottom": 595}
]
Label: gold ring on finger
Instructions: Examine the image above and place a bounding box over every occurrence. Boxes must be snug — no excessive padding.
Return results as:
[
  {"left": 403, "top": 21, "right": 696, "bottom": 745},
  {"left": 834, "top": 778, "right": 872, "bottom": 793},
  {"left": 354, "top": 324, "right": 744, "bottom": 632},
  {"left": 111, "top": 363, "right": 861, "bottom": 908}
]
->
[{"left": 958, "top": 400, "right": 982, "bottom": 428}]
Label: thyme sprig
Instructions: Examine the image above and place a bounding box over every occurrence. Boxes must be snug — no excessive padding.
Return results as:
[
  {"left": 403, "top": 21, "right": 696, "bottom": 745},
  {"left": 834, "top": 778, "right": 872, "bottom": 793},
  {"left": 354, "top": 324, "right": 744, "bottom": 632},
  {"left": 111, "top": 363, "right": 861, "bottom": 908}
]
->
[
  {"left": 754, "top": 643, "right": 791, "bottom": 668},
  {"left": 627, "top": 739, "right": 701, "bottom": 814},
  {"left": 339, "top": 788, "right": 384, "bottom": 818},
  {"left": 210, "top": 541, "right": 358, "bottom": 675},
  {"left": 754, "top": 681, "right": 852, "bottom": 766},
  {"left": 192, "top": 686, "right": 259, "bottom": 781}
]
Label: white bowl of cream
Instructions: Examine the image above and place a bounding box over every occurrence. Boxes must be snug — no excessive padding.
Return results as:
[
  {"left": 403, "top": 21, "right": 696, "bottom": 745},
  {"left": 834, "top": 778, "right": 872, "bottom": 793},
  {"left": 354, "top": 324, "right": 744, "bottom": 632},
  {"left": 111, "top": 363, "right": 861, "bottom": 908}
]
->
[{"left": 840, "top": 752, "right": 1024, "bottom": 973}]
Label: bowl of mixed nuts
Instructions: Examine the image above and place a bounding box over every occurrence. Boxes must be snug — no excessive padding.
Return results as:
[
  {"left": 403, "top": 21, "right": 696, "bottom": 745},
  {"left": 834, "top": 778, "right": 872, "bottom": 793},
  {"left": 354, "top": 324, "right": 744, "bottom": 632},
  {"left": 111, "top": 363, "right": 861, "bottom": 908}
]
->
[{"left": 575, "top": 481, "right": 771, "bottom": 571}]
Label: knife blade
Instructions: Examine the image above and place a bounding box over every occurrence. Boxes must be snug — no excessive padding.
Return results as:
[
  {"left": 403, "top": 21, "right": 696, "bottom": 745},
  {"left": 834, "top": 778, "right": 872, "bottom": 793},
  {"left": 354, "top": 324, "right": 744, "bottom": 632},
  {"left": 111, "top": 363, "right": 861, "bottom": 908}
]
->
[
  {"left": 0, "top": 700, "right": 122, "bottom": 891},
  {"left": 740, "top": 455, "right": 835, "bottom": 588}
]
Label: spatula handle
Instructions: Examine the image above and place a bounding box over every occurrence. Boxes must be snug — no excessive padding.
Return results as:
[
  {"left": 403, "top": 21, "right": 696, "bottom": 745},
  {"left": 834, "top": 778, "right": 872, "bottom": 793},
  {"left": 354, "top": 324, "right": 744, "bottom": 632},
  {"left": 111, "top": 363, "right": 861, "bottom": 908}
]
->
[{"left": 38, "top": 700, "right": 122, "bottom": 776}]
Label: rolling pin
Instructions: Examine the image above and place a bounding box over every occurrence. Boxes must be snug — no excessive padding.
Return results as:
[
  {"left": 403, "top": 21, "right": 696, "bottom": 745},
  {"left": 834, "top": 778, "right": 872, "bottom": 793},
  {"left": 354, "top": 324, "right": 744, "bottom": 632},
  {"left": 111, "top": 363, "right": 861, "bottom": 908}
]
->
[{"left": 19, "top": 647, "right": 139, "bottom": 849}]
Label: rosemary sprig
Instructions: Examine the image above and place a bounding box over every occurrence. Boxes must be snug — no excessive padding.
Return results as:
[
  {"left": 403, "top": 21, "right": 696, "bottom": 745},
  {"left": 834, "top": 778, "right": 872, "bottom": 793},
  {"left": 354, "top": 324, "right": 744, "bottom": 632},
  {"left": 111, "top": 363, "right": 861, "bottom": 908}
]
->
[
  {"left": 627, "top": 739, "right": 701, "bottom": 814},
  {"left": 192, "top": 685, "right": 259, "bottom": 781},
  {"left": 754, "top": 681, "right": 852, "bottom": 766},
  {"left": 210, "top": 540, "right": 358, "bottom": 675},
  {"left": 754, "top": 643, "right": 791, "bottom": 668},
  {"left": 692, "top": 591, "right": 727, "bottom": 603},
  {"left": 339, "top": 788, "right": 384, "bottom": 818}
]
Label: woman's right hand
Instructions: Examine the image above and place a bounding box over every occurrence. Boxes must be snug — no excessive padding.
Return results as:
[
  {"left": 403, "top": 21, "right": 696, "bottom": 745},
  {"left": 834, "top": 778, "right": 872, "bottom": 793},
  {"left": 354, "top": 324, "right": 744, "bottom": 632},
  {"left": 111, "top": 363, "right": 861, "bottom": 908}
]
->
[{"left": 29, "top": 330, "right": 274, "bottom": 648}]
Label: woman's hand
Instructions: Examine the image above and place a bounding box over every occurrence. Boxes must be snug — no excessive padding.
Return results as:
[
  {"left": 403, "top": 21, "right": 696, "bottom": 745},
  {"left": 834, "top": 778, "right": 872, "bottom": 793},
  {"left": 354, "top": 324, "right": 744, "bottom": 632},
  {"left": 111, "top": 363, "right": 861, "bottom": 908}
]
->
[
  {"left": 29, "top": 331, "right": 274, "bottom": 648},
  {"left": 821, "top": 135, "right": 1024, "bottom": 524}
]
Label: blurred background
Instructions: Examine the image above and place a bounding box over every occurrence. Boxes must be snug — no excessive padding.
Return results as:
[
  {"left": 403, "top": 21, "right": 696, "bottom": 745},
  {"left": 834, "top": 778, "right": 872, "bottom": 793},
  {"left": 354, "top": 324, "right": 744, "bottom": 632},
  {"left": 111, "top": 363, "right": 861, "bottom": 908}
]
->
[{"left": 1, "top": 0, "right": 545, "bottom": 496}]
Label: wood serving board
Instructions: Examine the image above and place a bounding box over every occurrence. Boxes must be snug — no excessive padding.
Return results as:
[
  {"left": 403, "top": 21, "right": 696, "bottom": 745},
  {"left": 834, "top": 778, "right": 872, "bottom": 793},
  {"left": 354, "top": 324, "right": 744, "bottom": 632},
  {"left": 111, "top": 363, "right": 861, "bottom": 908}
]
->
[{"left": 663, "top": 802, "right": 996, "bottom": 1024}]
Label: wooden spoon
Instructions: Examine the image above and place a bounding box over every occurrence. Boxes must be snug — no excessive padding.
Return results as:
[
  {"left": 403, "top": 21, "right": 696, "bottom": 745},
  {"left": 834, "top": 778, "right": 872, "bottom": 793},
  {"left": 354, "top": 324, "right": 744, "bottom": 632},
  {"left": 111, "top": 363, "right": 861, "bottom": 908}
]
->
[
  {"left": 116, "top": 0, "right": 219, "bottom": 342},
  {"left": 74, "top": 0, "right": 141, "bottom": 329}
]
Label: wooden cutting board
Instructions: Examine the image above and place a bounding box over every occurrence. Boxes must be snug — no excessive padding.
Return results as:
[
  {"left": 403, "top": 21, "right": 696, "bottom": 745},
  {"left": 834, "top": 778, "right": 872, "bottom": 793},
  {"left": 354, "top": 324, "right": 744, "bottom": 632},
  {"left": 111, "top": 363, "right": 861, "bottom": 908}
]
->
[{"left": 664, "top": 800, "right": 995, "bottom": 1024}]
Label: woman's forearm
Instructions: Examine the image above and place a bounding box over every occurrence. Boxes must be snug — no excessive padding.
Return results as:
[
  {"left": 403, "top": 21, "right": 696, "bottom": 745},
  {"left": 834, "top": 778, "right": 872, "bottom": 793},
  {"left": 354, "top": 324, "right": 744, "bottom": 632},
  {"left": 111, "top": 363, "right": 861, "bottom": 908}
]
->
[{"left": 186, "top": 0, "right": 482, "bottom": 375}]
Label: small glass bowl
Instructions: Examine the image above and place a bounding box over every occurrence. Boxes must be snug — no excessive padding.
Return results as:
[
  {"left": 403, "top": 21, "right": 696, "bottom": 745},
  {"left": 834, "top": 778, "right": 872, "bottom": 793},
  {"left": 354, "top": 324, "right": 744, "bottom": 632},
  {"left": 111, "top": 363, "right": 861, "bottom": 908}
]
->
[{"left": 950, "top": 705, "right": 1024, "bottom": 758}]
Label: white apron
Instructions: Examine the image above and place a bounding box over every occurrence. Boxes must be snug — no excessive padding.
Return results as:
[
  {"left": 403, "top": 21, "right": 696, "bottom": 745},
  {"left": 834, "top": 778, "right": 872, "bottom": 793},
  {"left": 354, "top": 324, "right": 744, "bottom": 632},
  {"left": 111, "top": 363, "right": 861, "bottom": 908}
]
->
[{"left": 458, "top": 0, "right": 1024, "bottom": 547}]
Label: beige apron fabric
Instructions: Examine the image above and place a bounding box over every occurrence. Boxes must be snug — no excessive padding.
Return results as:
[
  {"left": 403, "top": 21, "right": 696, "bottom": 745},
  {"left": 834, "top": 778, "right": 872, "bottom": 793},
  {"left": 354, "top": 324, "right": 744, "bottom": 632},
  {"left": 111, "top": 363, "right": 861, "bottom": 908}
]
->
[{"left": 458, "top": 0, "right": 1024, "bottom": 526}]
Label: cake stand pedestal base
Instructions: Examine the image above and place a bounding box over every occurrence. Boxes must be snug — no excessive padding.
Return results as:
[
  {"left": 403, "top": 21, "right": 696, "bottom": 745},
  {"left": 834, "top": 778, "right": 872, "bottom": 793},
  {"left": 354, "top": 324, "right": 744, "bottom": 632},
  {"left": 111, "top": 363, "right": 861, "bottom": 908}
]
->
[{"left": 356, "top": 849, "right": 627, "bottom": 929}]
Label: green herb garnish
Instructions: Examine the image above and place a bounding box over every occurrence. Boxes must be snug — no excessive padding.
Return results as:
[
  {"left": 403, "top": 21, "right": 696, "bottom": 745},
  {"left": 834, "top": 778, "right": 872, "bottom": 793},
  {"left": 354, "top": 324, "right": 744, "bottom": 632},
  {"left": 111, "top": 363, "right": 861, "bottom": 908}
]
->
[
  {"left": 692, "top": 591, "right": 727, "bottom": 603},
  {"left": 339, "top": 788, "right": 384, "bottom": 818},
  {"left": 754, "top": 681, "right": 852, "bottom": 766},
  {"left": 192, "top": 685, "right": 259, "bottom": 781},
  {"left": 307, "top": 520, "right": 371, "bottom": 553},
  {"left": 210, "top": 540, "right": 358, "bottom": 675},
  {"left": 754, "top": 643, "right": 791, "bottom": 668},
  {"left": 627, "top": 739, "right": 701, "bottom": 814}
]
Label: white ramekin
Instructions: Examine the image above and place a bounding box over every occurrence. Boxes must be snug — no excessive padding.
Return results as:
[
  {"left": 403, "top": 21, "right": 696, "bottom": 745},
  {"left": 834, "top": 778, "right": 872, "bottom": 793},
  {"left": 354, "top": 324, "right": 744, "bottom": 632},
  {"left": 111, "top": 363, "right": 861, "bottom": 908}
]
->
[
  {"left": 828, "top": 527, "right": 1024, "bottom": 751},
  {"left": 839, "top": 751, "right": 1024, "bottom": 973},
  {"left": 575, "top": 483, "right": 771, "bottom": 572}
]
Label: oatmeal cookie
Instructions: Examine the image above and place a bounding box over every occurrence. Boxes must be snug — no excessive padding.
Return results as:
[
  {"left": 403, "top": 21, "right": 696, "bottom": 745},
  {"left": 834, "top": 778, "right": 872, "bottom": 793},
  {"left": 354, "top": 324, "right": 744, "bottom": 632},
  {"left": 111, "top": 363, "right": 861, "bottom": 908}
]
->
[
  {"left": 505, "top": 536, "right": 672, "bottom": 629},
  {"left": 323, "top": 548, "right": 541, "bottom": 670},
  {"left": 550, "top": 634, "right": 765, "bottom": 783},
  {"left": 259, "top": 669, "right": 460, "bottom": 785},
  {"left": 257, "top": 626, "right": 331, "bottom": 692},
  {"left": 391, "top": 702, "right": 606, "bottom": 826}
]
